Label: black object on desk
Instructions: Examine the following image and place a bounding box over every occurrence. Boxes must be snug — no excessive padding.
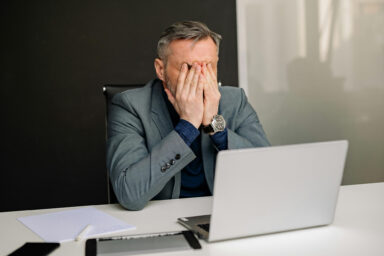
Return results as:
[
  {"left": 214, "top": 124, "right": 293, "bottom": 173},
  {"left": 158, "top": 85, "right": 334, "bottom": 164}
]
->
[
  {"left": 8, "top": 242, "right": 60, "bottom": 256},
  {"left": 86, "top": 230, "right": 201, "bottom": 256}
]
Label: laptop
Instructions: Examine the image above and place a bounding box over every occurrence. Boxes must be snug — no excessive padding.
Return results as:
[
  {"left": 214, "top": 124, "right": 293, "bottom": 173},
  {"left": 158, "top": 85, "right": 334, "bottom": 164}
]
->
[{"left": 178, "top": 140, "right": 348, "bottom": 242}]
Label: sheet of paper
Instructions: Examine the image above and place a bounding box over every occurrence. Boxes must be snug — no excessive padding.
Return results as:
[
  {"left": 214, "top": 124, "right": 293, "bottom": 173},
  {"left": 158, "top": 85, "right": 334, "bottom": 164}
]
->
[{"left": 18, "top": 207, "right": 135, "bottom": 242}]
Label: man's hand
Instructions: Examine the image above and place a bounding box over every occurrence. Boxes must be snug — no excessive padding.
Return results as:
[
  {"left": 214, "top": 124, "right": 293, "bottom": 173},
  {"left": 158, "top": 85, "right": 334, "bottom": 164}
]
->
[
  {"left": 164, "top": 63, "right": 204, "bottom": 129},
  {"left": 201, "top": 63, "right": 221, "bottom": 126}
]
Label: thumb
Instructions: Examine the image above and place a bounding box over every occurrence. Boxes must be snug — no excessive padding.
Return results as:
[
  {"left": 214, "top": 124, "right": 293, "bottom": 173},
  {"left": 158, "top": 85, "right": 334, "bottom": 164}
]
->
[{"left": 164, "top": 87, "right": 176, "bottom": 105}]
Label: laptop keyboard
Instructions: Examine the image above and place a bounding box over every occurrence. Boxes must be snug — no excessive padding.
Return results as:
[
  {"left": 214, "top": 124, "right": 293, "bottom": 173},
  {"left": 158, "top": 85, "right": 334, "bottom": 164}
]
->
[{"left": 198, "top": 223, "right": 210, "bottom": 232}]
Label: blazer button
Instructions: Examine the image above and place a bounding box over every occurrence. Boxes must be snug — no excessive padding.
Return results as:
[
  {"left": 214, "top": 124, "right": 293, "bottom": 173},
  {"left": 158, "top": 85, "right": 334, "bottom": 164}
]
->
[
  {"left": 175, "top": 154, "right": 181, "bottom": 160},
  {"left": 161, "top": 166, "right": 167, "bottom": 172},
  {"left": 165, "top": 163, "right": 171, "bottom": 169},
  {"left": 170, "top": 159, "right": 175, "bottom": 165}
]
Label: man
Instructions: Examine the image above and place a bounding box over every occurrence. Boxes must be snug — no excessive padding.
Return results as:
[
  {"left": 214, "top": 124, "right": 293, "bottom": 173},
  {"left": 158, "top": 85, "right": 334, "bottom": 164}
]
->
[{"left": 106, "top": 21, "right": 270, "bottom": 211}]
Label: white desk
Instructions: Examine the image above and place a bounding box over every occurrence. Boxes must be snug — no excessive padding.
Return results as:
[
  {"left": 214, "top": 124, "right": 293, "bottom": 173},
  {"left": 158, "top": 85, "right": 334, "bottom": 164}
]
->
[{"left": 1, "top": 183, "right": 383, "bottom": 256}]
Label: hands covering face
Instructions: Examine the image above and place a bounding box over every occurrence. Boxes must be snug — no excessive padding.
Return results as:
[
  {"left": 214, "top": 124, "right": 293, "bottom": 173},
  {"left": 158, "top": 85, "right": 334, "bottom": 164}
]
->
[{"left": 163, "top": 62, "right": 221, "bottom": 129}]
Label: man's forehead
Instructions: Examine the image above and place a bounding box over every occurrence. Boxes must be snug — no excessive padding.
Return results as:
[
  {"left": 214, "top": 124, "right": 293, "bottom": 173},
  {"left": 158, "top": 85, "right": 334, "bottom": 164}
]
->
[{"left": 167, "top": 38, "right": 218, "bottom": 65}]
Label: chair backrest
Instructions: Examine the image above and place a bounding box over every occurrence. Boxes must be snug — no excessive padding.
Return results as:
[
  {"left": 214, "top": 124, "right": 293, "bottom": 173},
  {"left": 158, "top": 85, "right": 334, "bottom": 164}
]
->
[{"left": 102, "top": 84, "right": 144, "bottom": 203}]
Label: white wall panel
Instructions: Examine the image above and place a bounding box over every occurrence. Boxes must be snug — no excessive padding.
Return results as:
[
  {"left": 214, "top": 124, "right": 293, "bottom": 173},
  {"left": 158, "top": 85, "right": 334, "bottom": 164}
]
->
[{"left": 237, "top": 0, "right": 384, "bottom": 184}]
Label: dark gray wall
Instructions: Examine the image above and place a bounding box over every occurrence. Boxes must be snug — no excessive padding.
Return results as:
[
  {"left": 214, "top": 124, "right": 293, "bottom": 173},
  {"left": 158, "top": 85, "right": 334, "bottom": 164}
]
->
[{"left": 0, "top": 0, "right": 238, "bottom": 211}]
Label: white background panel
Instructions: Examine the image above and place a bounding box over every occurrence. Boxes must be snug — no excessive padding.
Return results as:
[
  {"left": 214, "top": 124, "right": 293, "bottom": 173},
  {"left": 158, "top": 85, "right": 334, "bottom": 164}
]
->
[{"left": 237, "top": 0, "right": 384, "bottom": 184}]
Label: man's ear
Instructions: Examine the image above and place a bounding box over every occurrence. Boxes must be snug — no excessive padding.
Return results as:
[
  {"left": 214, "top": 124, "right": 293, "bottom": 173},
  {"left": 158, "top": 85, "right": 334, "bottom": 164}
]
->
[{"left": 154, "top": 58, "right": 165, "bottom": 82}]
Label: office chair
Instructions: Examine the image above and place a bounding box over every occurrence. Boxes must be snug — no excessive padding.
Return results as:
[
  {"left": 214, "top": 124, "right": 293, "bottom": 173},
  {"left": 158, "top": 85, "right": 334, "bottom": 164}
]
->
[{"left": 103, "top": 84, "right": 144, "bottom": 203}]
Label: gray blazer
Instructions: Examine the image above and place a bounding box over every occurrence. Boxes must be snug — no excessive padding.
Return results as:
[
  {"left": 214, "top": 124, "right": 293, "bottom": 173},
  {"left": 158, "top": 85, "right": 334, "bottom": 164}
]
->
[{"left": 106, "top": 79, "right": 270, "bottom": 210}]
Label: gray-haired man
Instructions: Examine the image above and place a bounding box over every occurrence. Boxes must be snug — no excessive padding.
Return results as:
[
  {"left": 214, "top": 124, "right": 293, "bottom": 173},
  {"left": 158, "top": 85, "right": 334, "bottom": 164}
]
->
[{"left": 107, "top": 21, "right": 270, "bottom": 210}]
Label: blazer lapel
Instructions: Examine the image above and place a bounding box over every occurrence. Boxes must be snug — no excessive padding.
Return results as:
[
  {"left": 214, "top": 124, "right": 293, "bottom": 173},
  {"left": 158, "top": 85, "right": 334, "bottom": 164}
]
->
[
  {"left": 150, "top": 80, "right": 174, "bottom": 139},
  {"left": 150, "top": 80, "right": 181, "bottom": 198}
]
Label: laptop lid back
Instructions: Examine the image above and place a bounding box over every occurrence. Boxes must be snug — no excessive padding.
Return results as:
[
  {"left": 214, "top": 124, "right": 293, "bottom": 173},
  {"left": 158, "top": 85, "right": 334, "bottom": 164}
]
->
[{"left": 209, "top": 140, "right": 348, "bottom": 242}]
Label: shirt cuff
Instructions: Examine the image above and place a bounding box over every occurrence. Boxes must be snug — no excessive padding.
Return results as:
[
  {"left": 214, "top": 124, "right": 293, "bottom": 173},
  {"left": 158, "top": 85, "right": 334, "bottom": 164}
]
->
[
  {"left": 210, "top": 128, "right": 228, "bottom": 151},
  {"left": 174, "top": 119, "right": 200, "bottom": 146}
]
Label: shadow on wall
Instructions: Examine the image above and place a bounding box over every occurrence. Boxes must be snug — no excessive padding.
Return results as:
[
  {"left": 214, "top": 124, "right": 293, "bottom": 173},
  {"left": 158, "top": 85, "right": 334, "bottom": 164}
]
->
[
  {"left": 282, "top": 0, "right": 384, "bottom": 184},
  {"left": 242, "top": 0, "right": 384, "bottom": 185}
]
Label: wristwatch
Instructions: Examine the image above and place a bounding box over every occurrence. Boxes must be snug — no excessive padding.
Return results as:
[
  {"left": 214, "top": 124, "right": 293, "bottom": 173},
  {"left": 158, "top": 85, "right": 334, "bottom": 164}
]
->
[{"left": 203, "top": 115, "right": 226, "bottom": 134}]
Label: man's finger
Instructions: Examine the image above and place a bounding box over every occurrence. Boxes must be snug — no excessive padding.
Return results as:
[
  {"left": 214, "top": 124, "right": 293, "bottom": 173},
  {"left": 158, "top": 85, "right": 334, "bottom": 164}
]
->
[
  {"left": 189, "top": 65, "right": 201, "bottom": 97},
  {"left": 202, "top": 63, "right": 211, "bottom": 81},
  {"left": 202, "top": 63, "right": 209, "bottom": 78},
  {"left": 207, "top": 63, "right": 216, "bottom": 81},
  {"left": 175, "top": 63, "right": 188, "bottom": 96},
  {"left": 201, "top": 72, "right": 211, "bottom": 93},
  {"left": 205, "top": 63, "right": 218, "bottom": 89},
  {"left": 181, "top": 63, "right": 196, "bottom": 97},
  {"left": 197, "top": 73, "right": 204, "bottom": 97},
  {"left": 202, "top": 63, "right": 212, "bottom": 89}
]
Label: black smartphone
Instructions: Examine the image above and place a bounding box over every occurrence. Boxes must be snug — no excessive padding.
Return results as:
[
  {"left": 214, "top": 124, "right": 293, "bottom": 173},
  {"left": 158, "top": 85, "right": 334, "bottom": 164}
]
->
[{"left": 8, "top": 242, "right": 60, "bottom": 256}]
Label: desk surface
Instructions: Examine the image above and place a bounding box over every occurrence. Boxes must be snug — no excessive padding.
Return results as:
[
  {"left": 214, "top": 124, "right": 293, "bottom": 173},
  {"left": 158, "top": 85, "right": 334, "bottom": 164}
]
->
[{"left": 1, "top": 182, "right": 383, "bottom": 256}]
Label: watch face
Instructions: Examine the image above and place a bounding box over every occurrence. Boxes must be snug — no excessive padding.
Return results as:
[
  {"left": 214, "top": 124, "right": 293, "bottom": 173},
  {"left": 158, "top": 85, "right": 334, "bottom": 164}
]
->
[{"left": 212, "top": 115, "right": 226, "bottom": 132}]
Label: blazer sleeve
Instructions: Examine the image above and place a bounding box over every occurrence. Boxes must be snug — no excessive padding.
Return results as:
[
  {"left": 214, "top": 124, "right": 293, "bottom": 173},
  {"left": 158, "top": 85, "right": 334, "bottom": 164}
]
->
[
  {"left": 106, "top": 102, "right": 196, "bottom": 211},
  {"left": 227, "top": 88, "right": 271, "bottom": 149}
]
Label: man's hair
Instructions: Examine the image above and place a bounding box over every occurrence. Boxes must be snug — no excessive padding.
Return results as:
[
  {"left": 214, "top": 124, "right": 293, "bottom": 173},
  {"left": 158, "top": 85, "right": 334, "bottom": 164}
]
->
[{"left": 157, "top": 21, "right": 222, "bottom": 63}]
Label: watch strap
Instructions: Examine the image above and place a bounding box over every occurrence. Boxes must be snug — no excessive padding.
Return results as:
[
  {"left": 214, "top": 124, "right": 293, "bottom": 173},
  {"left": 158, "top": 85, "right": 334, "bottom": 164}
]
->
[{"left": 202, "top": 124, "right": 214, "bottom": 133}]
